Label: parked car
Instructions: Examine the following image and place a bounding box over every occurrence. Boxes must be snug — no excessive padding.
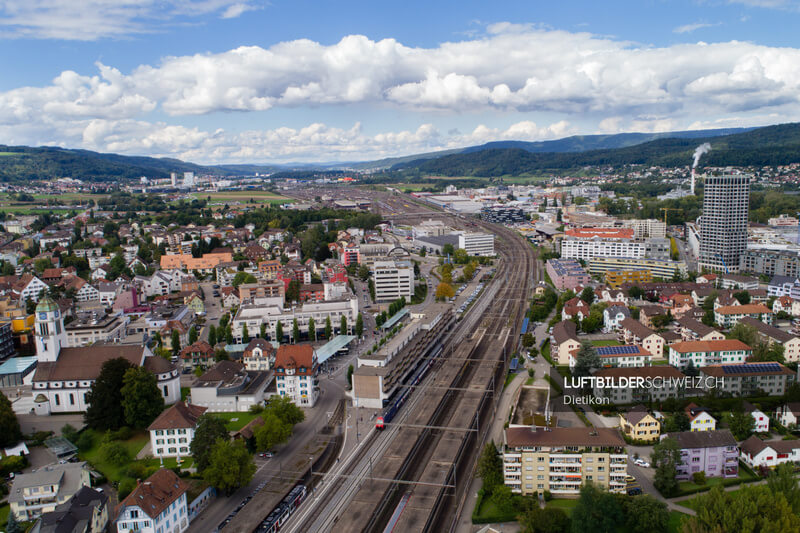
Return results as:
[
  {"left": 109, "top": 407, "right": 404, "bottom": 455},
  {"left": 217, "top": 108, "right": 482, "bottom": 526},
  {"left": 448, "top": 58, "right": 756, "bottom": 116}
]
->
[
  {"left": 627, "top": 487, "right": 642, "bottom": 496},
  {"left": 259, "top": 452, "right": 274, "bottom": 458},
  {"left": 634, "top": 459, "right": 650, "bottom": 468}
]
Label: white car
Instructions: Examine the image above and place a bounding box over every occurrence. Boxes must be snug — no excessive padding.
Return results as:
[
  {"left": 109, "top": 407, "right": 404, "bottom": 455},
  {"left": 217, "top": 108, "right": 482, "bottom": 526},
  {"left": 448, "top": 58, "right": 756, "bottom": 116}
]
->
[{"left": 634, "top": 459, "right": 650, "bottom": 468}]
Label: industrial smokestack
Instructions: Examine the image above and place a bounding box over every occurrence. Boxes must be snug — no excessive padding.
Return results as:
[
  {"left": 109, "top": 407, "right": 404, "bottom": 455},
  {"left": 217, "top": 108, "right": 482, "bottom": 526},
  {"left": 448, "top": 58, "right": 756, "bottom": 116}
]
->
[{"left": 691, "top": 143, "right": 711, "bottom": 196}]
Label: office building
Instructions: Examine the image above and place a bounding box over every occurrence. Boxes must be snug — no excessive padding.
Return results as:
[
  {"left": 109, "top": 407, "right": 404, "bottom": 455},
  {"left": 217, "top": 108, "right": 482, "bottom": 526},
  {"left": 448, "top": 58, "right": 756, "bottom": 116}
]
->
[
  {"left": 372, "top": 261, "right": 414, "bottom": 302},
  {"left": 588, "top": 257, "right": 687, "bottom": 280},
  {"left": 739, "top": 249, "right": 800, "bottom": 278},
  {"left": 561, "top": 228, "right": 645, "bottom": 261},
  {"left": 699, "top": 174, "right": 750, "bottom": 273},
  {"left": 458, "top": 232, "right": 495, "bottom": 256}
]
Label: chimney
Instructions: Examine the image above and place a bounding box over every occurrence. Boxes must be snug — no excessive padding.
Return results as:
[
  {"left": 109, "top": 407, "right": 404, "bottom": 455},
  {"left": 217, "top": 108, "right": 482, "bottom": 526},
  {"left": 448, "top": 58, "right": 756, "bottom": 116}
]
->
[{"left": 690, "top": 168, "right": 696, "bottom": 196}]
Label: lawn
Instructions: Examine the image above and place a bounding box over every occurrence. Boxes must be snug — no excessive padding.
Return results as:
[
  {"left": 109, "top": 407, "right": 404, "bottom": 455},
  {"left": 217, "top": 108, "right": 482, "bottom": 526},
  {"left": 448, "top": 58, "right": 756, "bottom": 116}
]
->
[
  {"left": 212, "top": 412, "right": 261, "bottom": 431},
  {"left": 592, "top": 340, "right": 622, "bottom": 347},
  {"left": 78, "top": 429, "right": 150, "bottom": 483},
  {"left": 541, "top": 340, "right": 554, "bottom": 365},
  {"left": 677, "top": 464, "right": 758, "bottom": 495},
  {"left": 546, "top": 498, "right": 578, "bottom": 517},
  {"left": 503, "top": 372, "right": 516, "bottom": 389},
  {"left": 0, "top": 504, "right": 8, "bottom": 526},
  {"left": 668, "top": 511, "right": 689, "bottom": 533}
]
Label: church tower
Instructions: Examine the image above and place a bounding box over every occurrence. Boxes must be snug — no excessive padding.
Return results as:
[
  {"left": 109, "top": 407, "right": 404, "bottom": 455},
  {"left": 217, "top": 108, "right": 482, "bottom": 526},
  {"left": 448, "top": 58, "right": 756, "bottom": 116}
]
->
[{"left": 35, "top": 296, "right": 66, "bottom": 363}]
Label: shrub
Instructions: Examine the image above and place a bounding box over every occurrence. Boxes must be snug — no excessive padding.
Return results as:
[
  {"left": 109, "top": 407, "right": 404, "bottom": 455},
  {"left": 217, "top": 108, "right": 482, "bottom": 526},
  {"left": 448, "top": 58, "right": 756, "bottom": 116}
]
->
[
  {"left": 112, "top": 427, "right": 133, "bottom": 441},
  {"left": 118, "top": 478, "right": 136, "bottom": 499},
  {"left": 61, "top": 424, "right": 79, "bottom": 443},
  {"left": 100, "top": 442, "right": 130, "bottom": 466},
  {"left": 692, "top": 471, "right": 707, "bottom": 485},
  {"left": 249, "top": 404, "right": 264, "bottom": 414},
  {"left": 75, "top": 432, "right": 94, "bottom": 451},
  {"left": 543, "top": 490, "right": 552, "bottom": 501}
]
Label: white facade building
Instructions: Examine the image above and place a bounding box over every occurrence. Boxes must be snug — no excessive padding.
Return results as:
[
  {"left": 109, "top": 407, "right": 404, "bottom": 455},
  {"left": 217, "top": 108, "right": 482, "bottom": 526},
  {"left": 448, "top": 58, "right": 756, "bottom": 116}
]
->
[
  {"left": 115, "top": 469, "right": 188, "bottom": 533},
  {"left": 458, "top": 232, "right": 496, "bottom": 256},
  {"left": 147, "top": 402, "right": 206, "bottom": 460},
  {"left": 372, "top": 261, "right": 414, "bottom": 302}
]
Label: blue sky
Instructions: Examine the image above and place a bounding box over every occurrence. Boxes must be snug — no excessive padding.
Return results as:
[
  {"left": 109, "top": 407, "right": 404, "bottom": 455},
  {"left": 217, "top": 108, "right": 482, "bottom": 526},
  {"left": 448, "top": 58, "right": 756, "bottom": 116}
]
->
[{"left": 2, "top": 0, "right": 800, "bottom": 164}]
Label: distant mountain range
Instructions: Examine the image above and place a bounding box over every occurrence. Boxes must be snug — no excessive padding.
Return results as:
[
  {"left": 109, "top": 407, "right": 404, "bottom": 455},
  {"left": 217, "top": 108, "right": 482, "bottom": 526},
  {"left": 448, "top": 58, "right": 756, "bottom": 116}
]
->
[{"left": 1, "top": 123, "right": 799, "bottom": 182}]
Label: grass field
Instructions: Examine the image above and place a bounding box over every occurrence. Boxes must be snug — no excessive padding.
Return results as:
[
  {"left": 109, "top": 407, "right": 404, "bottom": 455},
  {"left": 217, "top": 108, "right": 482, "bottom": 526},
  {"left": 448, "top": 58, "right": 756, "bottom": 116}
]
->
[
  {"left": 185, "top": 191, "right": 291, "bottom": 210},
  {"left": 592, "top": 340, "right": 622, "bottom": 347},
  {"left": 79, "top": 430, "right": 150, "bottom": 483},
  {"left": 212, "top": 412, "right": 261, "bottom": 431},
  {"left": 0, "top": 152, "right": 22, "bottom": 156},
  {"left": 546, "top": 498, "right": 578, "bottom": 516},
  {"left": 668, "top": 511, "right": 688, "bottom": 533}
]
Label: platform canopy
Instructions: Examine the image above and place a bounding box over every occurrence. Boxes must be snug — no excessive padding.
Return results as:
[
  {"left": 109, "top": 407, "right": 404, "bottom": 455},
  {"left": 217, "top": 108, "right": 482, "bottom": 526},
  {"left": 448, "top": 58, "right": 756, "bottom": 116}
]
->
[
  {"left": 317, "top": 335, "right": 356, "bottom": 364},
  {"left": 380, "top": 307, "right": 410, "bottom": 331}
]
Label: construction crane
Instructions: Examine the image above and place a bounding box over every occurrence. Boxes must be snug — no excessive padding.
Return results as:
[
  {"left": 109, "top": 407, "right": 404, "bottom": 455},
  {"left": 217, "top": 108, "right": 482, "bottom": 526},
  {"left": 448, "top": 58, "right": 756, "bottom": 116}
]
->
[{"left": 660, "top": 207, "right": 682, "bottom": 225}]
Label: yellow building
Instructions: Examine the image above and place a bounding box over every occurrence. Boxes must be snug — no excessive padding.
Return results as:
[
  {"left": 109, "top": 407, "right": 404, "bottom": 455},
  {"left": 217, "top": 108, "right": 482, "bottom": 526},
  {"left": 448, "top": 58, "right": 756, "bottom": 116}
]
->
[
  {"left": 502, "top": 427, "right": 627, "bottom": 495},
  {"left": 619, "top": 409, "right": 661, "bottom": 442},
  {"left": 605, "top": 269, "right": 652, "bottom": 288}
]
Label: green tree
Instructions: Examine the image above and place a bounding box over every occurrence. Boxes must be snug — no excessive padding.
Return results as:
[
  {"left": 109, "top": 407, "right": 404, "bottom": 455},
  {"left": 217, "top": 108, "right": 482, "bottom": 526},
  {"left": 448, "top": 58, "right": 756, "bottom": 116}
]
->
[
  {"left": 171, "top": 329, "right": 181, "bottom": 355},
  {"left": 0, "top": 392, "right": 22, "bottom": 447},
  {"left": 285, "top": 279, "right": 301, "bottom": 302},
  {"left": 254, "top": 412, "right": 292, "bottom": 451},
  {"left": 260, "top": 323, "right": 267, "bottom": 339},
  {"left": 357, "top": 264, "right": 370, "bottom": 281},
  {"left": 572, "top": 341, "right": 601, "bottom": 378},
  {"left": 522, "top": 332, "right": 535, "bottom": 348},
  {"left": 100, "top": 440, "right": 130, "bottom": 466},
  {"left": 627, "top": 286, "right": 644, "bottom": 299},
  {"left": 208, "top": 325, "right": 217, "bottom": 346},
  {"left": 242, "top": 323, "right": 250, "bottom": 343},
  {"left": 325, "top": 316, "right": 332, "bottom": 339},
  {"left": 121, "top": 367, "right": 165, "bottom": 429},
  {"left": 651, "top": 437, "right": 681, "bottom": 497},
  {"left": 355, "top": 312, "right": 364, "bottom": 337},
  {"left": 767, "top": 462, "right": 800, "bottom": 513},
  {"left": 701, "top": 309, "right": 716, "bottom": 327},
  {"left": 728, "top": 322, "right": 758, "bottom": 347},
  {"left": 85, "top": 358, "right": 135, "bottom": 430},
  {"left": 308, "top": 316, "right": 316, "bottom": 341},
  {"left": 232, "top": 272, "right": 257, "bottom": 287},
  {"left": 682, "top": 485, "right": 800, "bottom": 532},
  {"left": 276, "top": 320, "right": 284, "bottom": 342},
  {"left": 368, "top": 278, "right": 375, "bottom": 301},
  {"left": 702, "top": 290, "right": 718, "bottom": 312},
  {"left": 191, "top": 414, "right": 229, "bottom": 471},
  {"left": 347, "top": 364, "right": 354, "bottom": 388},
  {"left": 442, "top": 243, "right": 455, "bottom": 256},
  {"left": 751, "top": 341, "right": 785, "bottom": 363},
  {"left": 225, "top": 325, "right": 233, "bottom": 345},
  {"left": 188, "top": 325, "right": 198, "bottom": 344},
  {"left": 6, "top": 508, "right": 23, "bottom": 533},
  {"left": 570, "top": 483, "right": 623, "bottom": 533},
  {"left": 520, "top": 506, "right": 570, "bottom": 533},
  {"left": 340, "top": 315, "right": 347, "bottom": 334},
  {"left": 727, "top": 410, "right": 755, "bottom": 440},
  {"left": 265, "top": 395, "right": 305, "bottom": 425},
  {"left": 733, "top": 290, "right": 751, "bottom": 305},
  {"left": 663, "top": 412, "right": 690, "bottom": 433},
  {"left": 292, "top": 318, "right": 300, "bottom": 342},
  {"left": 623, "top": 495, "right": 669, "bottom": 533},
  {"left": 579, "top": 286, "right": 595, "bottom": 304},
  {"left": 477, "top": 441, "right": 503, "bottom": 495},
  {"left": 453, "top": 248, "right": 469, "bottom": 264},
  {"left": 203, "top": 439, "right": 256, "bottom": 495}
]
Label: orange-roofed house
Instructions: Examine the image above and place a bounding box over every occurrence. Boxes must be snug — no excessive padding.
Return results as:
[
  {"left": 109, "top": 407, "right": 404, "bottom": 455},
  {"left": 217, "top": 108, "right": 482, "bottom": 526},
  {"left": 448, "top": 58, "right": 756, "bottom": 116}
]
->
[
  {"left": 160, "top": 252, "right": 233, "bottom": 273},
  {"left": 561, "top": 227, "right": 645, "bottom": 261},
  {"left": 668, "top": 339, "right": 752, "bottom": 369},
  {"left": 714, "top": 304, "right": 773, "bottom": 328},
  {"left": 274, "top": 345, "right": 319, "bottom": 407},
  {"left": 115, "top": 469, "right": 189, "bottom": 533}
]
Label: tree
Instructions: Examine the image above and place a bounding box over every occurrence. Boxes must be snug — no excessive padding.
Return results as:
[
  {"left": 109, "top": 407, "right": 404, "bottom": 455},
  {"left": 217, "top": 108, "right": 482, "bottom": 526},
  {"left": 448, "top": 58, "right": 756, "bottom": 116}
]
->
[
  {"left": 266, "top": 395, "right": 305, "bottom": 425},
  {"left": 522, "top": 332, "right": 535, "bottom": 348},
  {"left": 188, "top": 325, "right": 198, "bottom": 344},
  {"left": 208, "top": 325, "right": 217, "bottom": 346},
  {"left": 442, "top": 243, "right": 455, "bottom": 256},
  {"left": 702, "top": 290, "right": 718, "bottom": 312},
  {"left": 728, "top": 322, "right": 758, "bottom": 347},
  {"left": 701, "top": 309, "right": 716, "bottom": 327},
  {"left": 477, "top": 441, "right": 503, "bottom": 495},
  {"left": 232, "top": 272, "right": 257, "bottom": 287},
  {"left": 663, "top": 412, "right": 690, "bottom": 433},
  {"left": 260, "top": 323, "right": 267, "bottom": 339},
  {"left": 286, "top": 280, "right": 300, "bottom": 302},
  {"left": 191, "top": 414, "right": 229, "bottom": 471},
  {"left": 340, "top": 315, "right": 347, "bottom": 334},
  {"left": 453, "top": 248, "right": 469, "bottom": 264},
  {"left": 651, "top": 437, "right": 681, "bottom": 497},
  {"left": 324, "top": 316, "right": 332, "bottom": 339},
  {"left": 627, "top": 285, "right": 644, "bottom": 299},
  {"left": 520, "top": 506, "right": 570, "bottom": 533},
  {"left": 579, "top": 286, "right": 595, "bottom": 304},
  {"left": 357, "top": 264, "right": 370, "bottom": 281},
  {"left": 85, "top": 358, "right": 135, "bottom": 430},
  {"left": 203, "top": 439, "right": 256, "bottom": 495},
  {"left": 682, "top": 485, "right": 800, "bottom": 532},
  {"left": 355, "top": 312, "right": 364, "bottom": 337},
  {"left": 767, "top": 462, "right": 800, "bottom": 513},
  {"left": 254, "top": 412, "right": 292, "bottom": 451},
  {"left": 733, "top": 290, "right": 751, "bottom": 305},
  {"left": 347, "top": 364, "right": 354, "bottom": 388},
  {"left": 570, "top": 483, "right": 623, "bottom": 533},
  {"left": 308, "top": 317, "right": 316, "bottom": 341},
  {"left": 276, "top": 320, "right": 284, "bottom": 341},
  {"left": 225, "top": 326, "right": 233, "bottom": 345},
  {"left": 100, "top": 441, "right": 130, "bottom": 466},
  {"left": 727, "top": 409, "right": 755, "bottom": 440},
  {"left": 171, "top": 329, "right": 181, "bottom": 355},
  {"left": 368, "top": 278, "right": 375, "bottom": 301},
  {"left": 242, "top": 323, "right": 250, "bottom": 343},
  {"left": 121, "top": 367, "right": 165, "bottom": 429},
  {"left": 573, "top": 342, "right": 601, "bottom": 378},
  {"left": 751, "top": 341, "right": 785, "bottom": 363},
  {"left": 435, "top": 282, "right": 455, "bottom": 301},
  {"left": 0, "top": 392, "right": 22, "bottom": 447},
  {"left": 292, "top": 318, "right": 300, "bottom": 342},
  {"left": 623, "top": 495, "right": 669, "bottom": 533}
]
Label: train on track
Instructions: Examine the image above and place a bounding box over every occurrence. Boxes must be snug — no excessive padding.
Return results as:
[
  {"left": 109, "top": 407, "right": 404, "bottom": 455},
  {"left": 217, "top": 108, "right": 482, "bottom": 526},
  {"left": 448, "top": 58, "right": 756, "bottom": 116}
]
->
[
  {"left": 254, "top": 484, "right": 307, "bottom": 533},
  {"left": 376, "top": 343, "right": 444, "bottom": 430}
]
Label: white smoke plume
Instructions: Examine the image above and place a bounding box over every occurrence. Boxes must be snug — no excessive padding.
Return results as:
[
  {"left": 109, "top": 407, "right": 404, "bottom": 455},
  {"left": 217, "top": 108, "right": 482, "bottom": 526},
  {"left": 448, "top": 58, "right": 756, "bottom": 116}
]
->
[{"left": 692, "top": 143, "right": 711, "bottom": 168}]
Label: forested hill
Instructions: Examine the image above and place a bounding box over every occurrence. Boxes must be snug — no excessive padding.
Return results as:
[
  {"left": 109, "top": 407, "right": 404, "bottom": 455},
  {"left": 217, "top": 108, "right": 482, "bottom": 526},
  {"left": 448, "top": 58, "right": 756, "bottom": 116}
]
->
[{"left": 394, "top": 123, "right": 800, "bottom": 176}]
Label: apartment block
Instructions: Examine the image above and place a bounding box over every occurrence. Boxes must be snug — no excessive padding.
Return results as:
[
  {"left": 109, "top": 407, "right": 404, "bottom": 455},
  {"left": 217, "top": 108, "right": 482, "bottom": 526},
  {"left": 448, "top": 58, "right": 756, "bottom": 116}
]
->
[
  {"left": 371, "top": 260, "right": 414, "bottom": 302},
  {"left": 668, "top": 339, "right": 752, "bottom": 369},
  {"left": 605, "top": 269, "right": 652, "bottom": 288},
  {"left": 546, "top": 259, "right": 591, "bottom": 290}
]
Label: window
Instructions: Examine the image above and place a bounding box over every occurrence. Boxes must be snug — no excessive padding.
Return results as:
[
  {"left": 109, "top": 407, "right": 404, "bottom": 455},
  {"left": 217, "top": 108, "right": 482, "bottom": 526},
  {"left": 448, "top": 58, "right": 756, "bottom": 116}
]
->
[
  {"left": 163, "top": 386, "right": 169, "bottom": 397},
  {"left": 54, "top": 394, "right": 60, "bottom": 406}
]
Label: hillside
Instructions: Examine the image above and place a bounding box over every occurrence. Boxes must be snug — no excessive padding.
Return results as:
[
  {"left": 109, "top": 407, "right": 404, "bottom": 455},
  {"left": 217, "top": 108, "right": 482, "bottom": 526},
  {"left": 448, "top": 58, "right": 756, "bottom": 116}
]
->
[{"left": 395, "top": 123, "right": 800, "bottom": 176}]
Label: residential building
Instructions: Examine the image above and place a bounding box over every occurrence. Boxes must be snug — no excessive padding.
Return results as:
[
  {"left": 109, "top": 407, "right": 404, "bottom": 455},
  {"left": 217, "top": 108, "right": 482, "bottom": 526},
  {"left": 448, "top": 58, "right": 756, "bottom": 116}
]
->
[
  {"left": 160, "top": 252, "right": 233, "bottom": 273},
  {"left": 458, "top": 232, "right": 495, "bottom": 256},
  {"left": 619, "top": 318, "right": 665, "bottom": 358},
  {"left": 561, "top": 297, "right": 590, "bottom": 321},
  {"left": 190, "top": 360, "right": 270, "bottom": 412},
  {"left": 603, "top": 305, "right": 631, "bottom": 332},
  {"left": 740, "top": 436, "right": 800, "bottom": 469},
  {"left": 561, "top": 228, "right": 645, "bottom": 261},
  {"left": 665, "top": 430, "right": 739, "bottom": 480},
  {"left": 776, "top": 403, "right": 800, "bottom": 428},
  {"left": 719, "top": 274, "right": 759, "bottom": 291},
  {"left": 700, "top": 363, "right": 795, "bottom": 397},
  {"left": 686, "top": 404, "right": 717, "bottom": 432},
  {"left": 147, "top": 402, "right": 207, "bottom": 459},
  {"left": 569, "top": 344, "right": 651, "bottom": 369},
  {"left": 242, "top": 338, "right": 275, "bottom": 371},
  {"left": 35, "top": 485, "right": 109, "bottom": 533},
  {"left": 552, "top": 321, "right": 580, "bottom": 365},
  {"left": 274, "top": 345, "right": 319, "bottom": 407},
  {"left": 592, "top": 366, "right": 686, "bottom": 405},
  {"left": 675, "top": 317, "right": 725, "bottom": 342},
  {"left": 232, "top": 298, "right": 358, "bottom": 342},
  {"left": 621, "top": 219, "right": 667, "bottom": 239},
  {"left": 179, "top": 341, "right": 215, "bottom": 370},
  {"left": 740, "top": 249, "right": 800, "bottom": 278},
  {"left": 698, "top": 174, "right": 750, "bottom": 273},
  {"left": 9, "top": 462, "right": 91, "bottom": 521},
  {"left": 237, "top": 282, "right": 285, "bottom": 305},
  {"left": 638, "top": 305, "right": 665, "bottom": 329},
  {"left": 668, "top": 339, "right": 752, "bottom": 369},
  {"left": 588, "top": 257, "right": 687, "bottom": 280},
  {"left": 64, "top": 312, "right": 128, "bottom": 347},
  {"left": 502, "top": 427, "right": 627, "bottom": 495},
  {"left": 743, "top": 402, "right": 770, "bottom": 433},
  {"left": 546, "top": 259, "right": 591, "bottom": 290},
  {"left": 371, "top": 261, "right": 414, "bottom": 302},
  {"left": 115, "top": 469, "right": 189, "bottom": 533},
  {"left": 605, "top": 269, "right": 652, "bottom": 289},
  {"left": 714, "top": 304, "right": 773, "bottom": 328},
  {"left": 739, "top": 316, "right": 800, "bottom": 362},
  {"left": 619, "top": 407, "right": 661, "bottom": 442}
]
